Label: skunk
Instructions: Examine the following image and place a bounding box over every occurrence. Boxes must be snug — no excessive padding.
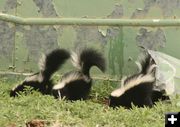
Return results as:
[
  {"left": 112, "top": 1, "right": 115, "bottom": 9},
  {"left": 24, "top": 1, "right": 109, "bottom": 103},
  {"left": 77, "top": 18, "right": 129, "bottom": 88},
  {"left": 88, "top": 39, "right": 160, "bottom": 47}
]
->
[
  {"left": 52, "top": 48, "right": 106, "bottom": 100},
  {"left": 109, "top": 53, "right": 157, "bottom": 108},
  {"left": 10, "top": 49, "right": 70, "bottom": 97}
]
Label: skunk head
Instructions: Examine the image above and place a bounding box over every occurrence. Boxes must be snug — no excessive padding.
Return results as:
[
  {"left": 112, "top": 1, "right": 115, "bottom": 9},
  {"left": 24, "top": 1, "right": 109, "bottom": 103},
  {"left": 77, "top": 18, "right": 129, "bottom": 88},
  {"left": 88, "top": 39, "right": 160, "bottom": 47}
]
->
[
  {"left": 52, "top": 71, "right": 92, "bottom": 100},
  {"left": 10, "top": 73, "right": 40, "bottom": 97},
  {"left": 10, "top": 72, "right": 53, "bottom": 97},
  {"left": 151, "top": 90, "right": 170, "bottom": 104}
]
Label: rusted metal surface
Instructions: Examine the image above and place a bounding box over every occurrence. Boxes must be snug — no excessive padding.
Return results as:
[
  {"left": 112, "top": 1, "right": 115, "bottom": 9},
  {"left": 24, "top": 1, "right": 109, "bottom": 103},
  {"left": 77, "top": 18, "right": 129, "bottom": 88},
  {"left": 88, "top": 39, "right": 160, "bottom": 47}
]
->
[
  {"left": 0, "top": 0, "right": 179, "bottom": 78},
  {"left": 136, "top": 28, "right": 166, "bottom": 50}
]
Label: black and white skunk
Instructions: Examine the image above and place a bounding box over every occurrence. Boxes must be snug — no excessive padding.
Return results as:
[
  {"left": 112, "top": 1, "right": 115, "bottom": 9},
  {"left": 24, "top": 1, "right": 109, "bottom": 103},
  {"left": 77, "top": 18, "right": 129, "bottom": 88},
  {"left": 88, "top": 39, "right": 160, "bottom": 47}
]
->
[
  {"left": 52, "top": 48, "right": 106, "bottom": 100},
  {"left": 109, "top": 53, "right": 157, "bottom": 108},
  {"left": 10, "top": 49, "right": 70, "bottom": 97}
]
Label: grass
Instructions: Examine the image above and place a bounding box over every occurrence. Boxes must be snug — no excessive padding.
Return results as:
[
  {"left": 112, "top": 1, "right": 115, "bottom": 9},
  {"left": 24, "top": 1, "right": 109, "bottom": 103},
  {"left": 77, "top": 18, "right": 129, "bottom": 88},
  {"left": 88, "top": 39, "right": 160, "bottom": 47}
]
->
[{"left": 0, "top": 76, "right": 180, "bottom": 127}]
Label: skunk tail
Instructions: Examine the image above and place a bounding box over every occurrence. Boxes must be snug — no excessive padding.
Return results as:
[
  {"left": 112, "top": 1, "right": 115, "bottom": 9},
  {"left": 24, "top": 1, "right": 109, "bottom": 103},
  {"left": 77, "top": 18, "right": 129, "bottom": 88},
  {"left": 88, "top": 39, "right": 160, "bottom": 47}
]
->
[
  {"left": 136, "top": 53, "right": 156, "bottom": 75},
  {"left": 71, "top": 48, "right": 106, "bottom": 76},
  {"left": 39, "top": 48, "right": 70, "bottom": 81}
]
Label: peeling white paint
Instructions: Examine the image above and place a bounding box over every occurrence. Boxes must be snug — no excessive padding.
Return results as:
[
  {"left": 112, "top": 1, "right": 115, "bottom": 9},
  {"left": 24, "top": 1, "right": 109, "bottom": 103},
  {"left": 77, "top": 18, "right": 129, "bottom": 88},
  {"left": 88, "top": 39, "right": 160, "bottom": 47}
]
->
[{"left": 153, "top": 19, "right": 160, "bottom": 22}]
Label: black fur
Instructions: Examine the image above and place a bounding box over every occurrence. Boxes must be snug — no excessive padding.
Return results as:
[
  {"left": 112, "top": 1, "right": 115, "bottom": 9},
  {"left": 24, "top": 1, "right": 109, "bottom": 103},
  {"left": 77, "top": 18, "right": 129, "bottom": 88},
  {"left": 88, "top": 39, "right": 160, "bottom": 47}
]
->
[
  {"left": 109, "top": 53, "right": 156, "bottom": 108},
  {"left": 109, "top": 81, "right": 153, "bottom": 108},
  {"left": 151, "top": 90, "right": 170, "bottom": 104},
  {"left": 138, "top": 53, "right": 155, "bottom": 75},
  {"left": 10, "top": 49, "right": 70, "bottom": 97},
  {"left": 53, "top": 71, "right": 92, "bottom": 100},
  {"left": 52, "top": 48, "right": 106, "bottom": 100},
  {"left": 78, "top": 48, "right": 106, "bottom": 76},
  {"left": 41, "top": 49, "right": 70, "bottom": 80}
]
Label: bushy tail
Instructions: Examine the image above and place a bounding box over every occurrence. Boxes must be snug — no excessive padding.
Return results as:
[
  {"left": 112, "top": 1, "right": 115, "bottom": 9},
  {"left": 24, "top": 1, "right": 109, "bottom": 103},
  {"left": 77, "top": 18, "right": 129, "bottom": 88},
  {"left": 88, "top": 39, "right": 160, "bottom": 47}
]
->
[
  {"left": 136, "top": 53, "right": 156, "bottom": 75},
  {"left": 71, "top": 48, "right": 106, "bottom": 75},
  {"left": 39, "top": 49, "right": 70, "bottom": 81}
]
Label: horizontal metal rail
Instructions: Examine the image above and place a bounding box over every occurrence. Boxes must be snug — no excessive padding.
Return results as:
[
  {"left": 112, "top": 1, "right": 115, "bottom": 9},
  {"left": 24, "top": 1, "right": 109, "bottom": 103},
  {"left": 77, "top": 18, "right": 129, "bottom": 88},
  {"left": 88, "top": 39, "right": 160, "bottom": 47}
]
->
[
  {"left": 0, "top": 13, "right": 180, "bottom": 26},
  {"left": 0, "top": 71, "right": 121, "bottom": 82}
]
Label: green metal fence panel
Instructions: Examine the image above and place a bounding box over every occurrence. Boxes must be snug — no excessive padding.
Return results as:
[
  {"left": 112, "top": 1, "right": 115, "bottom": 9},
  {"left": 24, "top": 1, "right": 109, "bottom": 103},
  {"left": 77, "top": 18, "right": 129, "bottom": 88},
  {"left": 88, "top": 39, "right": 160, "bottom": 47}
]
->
[
  {"left": 0, "top": 0, "right": 16, "bottom": 72},
  {"left": 0, "top": 0, "right": 180, "bottom": 79}
]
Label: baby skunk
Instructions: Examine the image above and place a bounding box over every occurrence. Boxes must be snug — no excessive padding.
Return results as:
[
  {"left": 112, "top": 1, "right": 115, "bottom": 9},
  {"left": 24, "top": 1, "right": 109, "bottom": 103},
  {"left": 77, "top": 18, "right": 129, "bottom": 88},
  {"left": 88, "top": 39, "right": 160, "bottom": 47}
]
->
[
  {"left": 52, "top": 48, "right": 106, "bottom": 100},
  {"left": 109, "top": 53, "right": 156, "bottom": 108},
  {"left": 10, "top": 49, "right": 70, "bottom": 97}
]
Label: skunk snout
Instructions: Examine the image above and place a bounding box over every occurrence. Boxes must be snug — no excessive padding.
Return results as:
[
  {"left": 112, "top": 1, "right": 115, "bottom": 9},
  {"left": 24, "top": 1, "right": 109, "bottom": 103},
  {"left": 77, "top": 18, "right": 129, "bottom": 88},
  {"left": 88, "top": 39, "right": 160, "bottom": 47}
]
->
[
  {"left": 52, "top": 89, "right": 61, "bottom": 99},
  {"left": 52, "top": 88, "right": 67, "bottom": 100}
]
